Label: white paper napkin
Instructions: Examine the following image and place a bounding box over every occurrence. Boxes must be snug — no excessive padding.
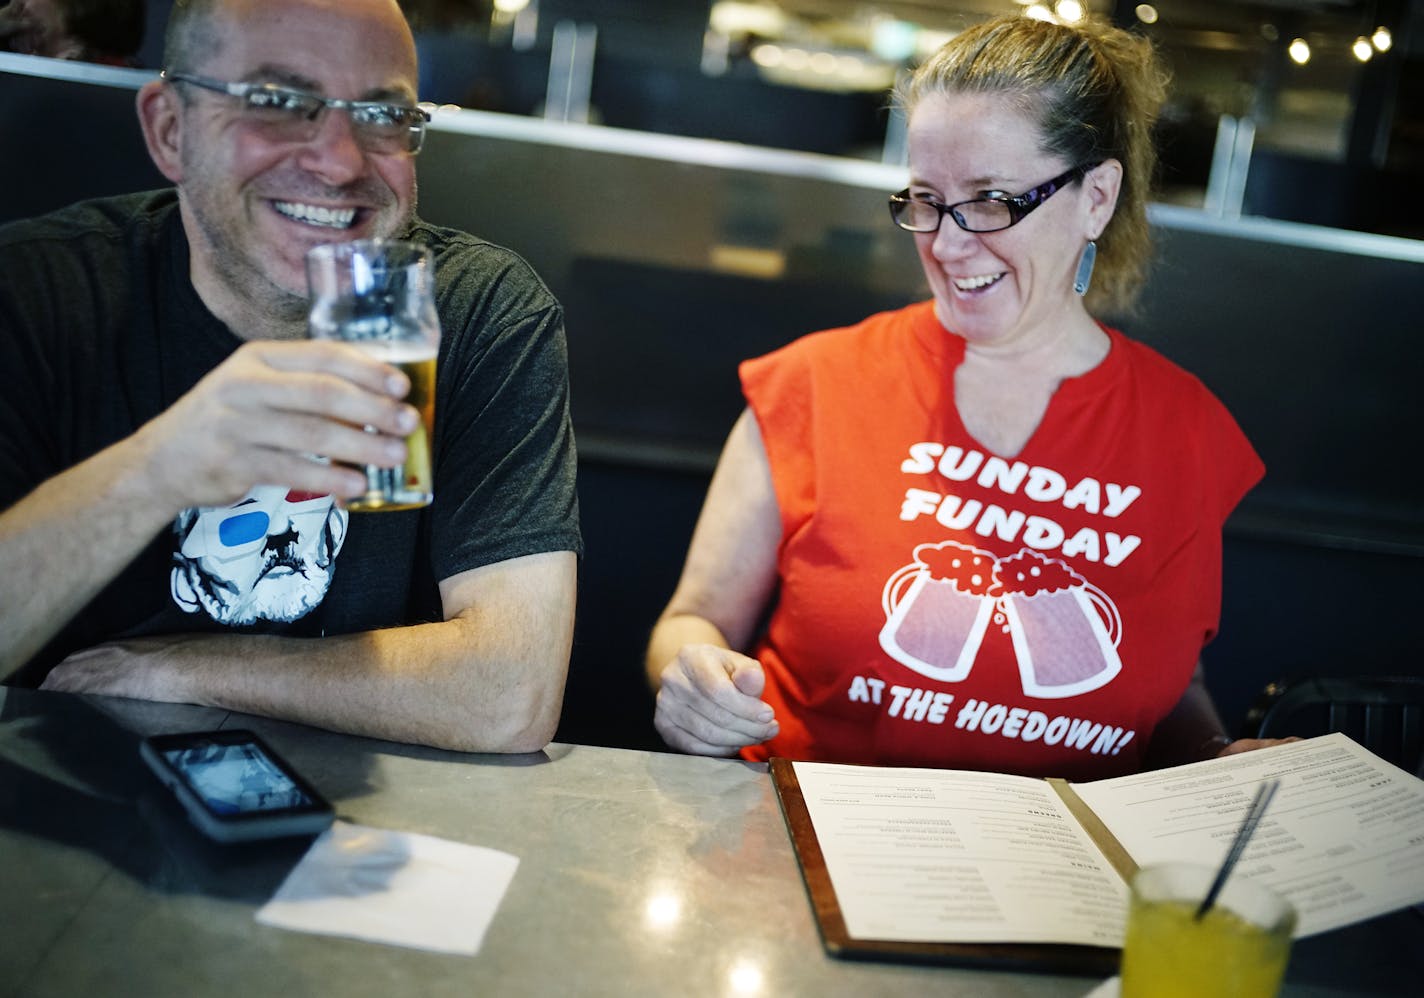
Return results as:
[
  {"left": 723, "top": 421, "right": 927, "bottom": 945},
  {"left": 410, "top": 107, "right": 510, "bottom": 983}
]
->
[
  {"left": 256, "top": 820, "right": 519, "bottom": 955},
  {"left": 1083, "top": 976, "right": 1120, "bottom": 997}
]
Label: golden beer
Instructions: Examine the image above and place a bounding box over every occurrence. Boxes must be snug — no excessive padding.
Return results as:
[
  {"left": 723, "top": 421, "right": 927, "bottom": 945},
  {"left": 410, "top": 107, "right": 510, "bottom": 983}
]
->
[
  {"left": 306, "top": 239, "right": 441, "bottom": 513},
  {"left": 346, "top": 343, "right": 436, "bottom": 512}
]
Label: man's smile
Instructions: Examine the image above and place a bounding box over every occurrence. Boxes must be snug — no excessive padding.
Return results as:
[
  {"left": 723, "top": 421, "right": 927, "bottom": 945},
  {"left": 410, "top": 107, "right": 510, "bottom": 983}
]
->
[{"left": 272, "top": 200, "right": 358, "bottom": 229}]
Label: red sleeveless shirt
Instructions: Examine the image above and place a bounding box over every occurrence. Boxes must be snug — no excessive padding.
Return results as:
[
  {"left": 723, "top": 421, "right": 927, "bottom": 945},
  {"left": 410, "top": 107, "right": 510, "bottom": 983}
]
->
[{"left": 739, "top": 302, "right": 1263, "bottom": 780}]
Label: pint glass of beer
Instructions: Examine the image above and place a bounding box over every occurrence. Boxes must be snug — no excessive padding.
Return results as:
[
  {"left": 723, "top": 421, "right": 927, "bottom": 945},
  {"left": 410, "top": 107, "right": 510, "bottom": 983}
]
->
[{"left": 306, "top": 239, "right": 439, "bottom": 512}]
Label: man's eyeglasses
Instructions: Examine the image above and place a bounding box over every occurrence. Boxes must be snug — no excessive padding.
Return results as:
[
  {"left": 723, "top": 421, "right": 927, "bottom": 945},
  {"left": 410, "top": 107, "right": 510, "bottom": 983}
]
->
[
  {"left": 161, "top": 70, "right": 430, "bottom": 155},
  {"left": 888, "top": 163, "right": 1100, "bottom": 235}
]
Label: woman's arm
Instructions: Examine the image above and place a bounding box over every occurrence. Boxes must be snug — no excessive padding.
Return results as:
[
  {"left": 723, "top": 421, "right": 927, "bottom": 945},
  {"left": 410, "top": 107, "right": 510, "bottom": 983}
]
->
[
  {"left": 645, "top": 409, "right": 783, "bottom": 754},
  {"left": 1146, "top": 661, "right": 1296, "bottom": 767}
]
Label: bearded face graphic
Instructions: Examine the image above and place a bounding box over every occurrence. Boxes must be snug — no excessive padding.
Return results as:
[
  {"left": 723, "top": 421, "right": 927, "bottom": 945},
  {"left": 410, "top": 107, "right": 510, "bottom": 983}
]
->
[{"left": 171, "top": 486, "right": 348, "bottom": 625}]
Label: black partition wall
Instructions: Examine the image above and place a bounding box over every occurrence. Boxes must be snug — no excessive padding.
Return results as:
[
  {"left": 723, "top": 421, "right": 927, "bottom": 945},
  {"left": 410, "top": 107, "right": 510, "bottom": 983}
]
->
[{"left": 3, "top": 56, "right": 1420, "bottom": 753}]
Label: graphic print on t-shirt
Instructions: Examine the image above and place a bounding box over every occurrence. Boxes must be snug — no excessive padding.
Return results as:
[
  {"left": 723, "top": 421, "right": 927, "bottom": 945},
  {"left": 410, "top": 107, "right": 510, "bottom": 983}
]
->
[
  {"left": 879, "top": 539, "right": 1123, "bottom": 697},
  {"left": 878, "top": 540, "right": 997, "bottom": 683},
  {"left": 170, "top": 485, "right": 349, "bottom": 626}
]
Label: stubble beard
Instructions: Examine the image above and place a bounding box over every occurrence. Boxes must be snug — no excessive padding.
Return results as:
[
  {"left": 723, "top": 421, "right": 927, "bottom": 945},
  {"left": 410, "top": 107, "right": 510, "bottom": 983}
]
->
[
  {"left": 179, "top": 189, "right": 312, "bottom": 339},
  {"left": 179, "top": 157, "right": 414, "bottom": 340}
]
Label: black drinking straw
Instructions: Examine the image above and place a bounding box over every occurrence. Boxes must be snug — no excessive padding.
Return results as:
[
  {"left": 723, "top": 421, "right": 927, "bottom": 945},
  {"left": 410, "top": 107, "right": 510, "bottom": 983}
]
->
[{"left": 1195, "top": 778, "right": 1281, "bottom": 921}]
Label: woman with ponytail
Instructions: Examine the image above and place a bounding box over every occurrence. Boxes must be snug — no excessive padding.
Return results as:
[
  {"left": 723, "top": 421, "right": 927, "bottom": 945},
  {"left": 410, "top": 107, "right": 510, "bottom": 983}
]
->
[{"left": 646, "top": 14, "right": 1284, "bottom": 779}]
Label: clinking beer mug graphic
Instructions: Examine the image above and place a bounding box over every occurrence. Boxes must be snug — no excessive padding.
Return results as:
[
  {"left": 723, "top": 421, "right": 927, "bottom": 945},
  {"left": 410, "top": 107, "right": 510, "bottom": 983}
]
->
[
  {"left": 879, "top": 541, "right": 997, "bottom": 683},
  {"left": 995, "top": 549, "right": 1123, "bottom": 698},
  {"left": 879, "top": 543, "right": 1122, "bottom": 698}
]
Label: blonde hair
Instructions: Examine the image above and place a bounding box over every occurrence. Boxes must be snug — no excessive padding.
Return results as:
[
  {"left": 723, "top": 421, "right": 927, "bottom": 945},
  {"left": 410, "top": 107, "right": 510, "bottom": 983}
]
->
[{"left": 895, "top": 14, "right": 1168, "bottom": 313}]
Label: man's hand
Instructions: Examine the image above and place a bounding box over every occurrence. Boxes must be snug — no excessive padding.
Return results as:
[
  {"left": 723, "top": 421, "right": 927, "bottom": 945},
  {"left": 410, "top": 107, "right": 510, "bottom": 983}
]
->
[
  {"left": 41, "top": 637, "right": 196, "bottom": 703},
  {"left": 138, "top": 339, "right": 421, "bottom": 510},
  {"left": 653, "top": 644, "right": 779, "bottom": 756},
  {"left": 0, "top": 339, "right": 420, "bottom": 677}
]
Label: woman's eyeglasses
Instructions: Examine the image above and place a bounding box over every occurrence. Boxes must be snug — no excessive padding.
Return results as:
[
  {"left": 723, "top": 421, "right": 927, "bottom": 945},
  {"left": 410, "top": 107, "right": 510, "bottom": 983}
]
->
[{"left": 889, "top": 163, "right": 1100, "bottom": 234}]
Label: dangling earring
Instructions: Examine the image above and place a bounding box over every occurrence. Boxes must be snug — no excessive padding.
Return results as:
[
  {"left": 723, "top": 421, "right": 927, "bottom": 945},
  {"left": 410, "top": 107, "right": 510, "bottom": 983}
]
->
[{"left": 1073, "top": 240, "right": 1097, "bottom": 297}]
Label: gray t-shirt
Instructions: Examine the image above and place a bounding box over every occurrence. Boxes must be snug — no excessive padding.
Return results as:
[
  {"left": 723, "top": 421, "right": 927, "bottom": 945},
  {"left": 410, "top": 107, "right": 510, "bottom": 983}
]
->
[{"left": 0, "top": 190, "right": 581, "bottom": 686}]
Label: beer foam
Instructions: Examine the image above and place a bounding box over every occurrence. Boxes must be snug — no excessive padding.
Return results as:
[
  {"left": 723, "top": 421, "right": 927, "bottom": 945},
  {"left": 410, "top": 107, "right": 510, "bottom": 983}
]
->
[
  {"left": 913, "top": 540, "right": 997, "bottom": 596},
  {"left": 995, "top": 549, "right": 1083, "bottom": 597},
  {"left": 349, "top": 339, "right": 437, "bottom": 364}
]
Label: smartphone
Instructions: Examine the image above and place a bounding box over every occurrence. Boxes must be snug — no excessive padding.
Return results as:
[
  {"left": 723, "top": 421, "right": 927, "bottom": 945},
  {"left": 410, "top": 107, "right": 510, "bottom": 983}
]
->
[{"left": 140, "top": 729, "right": 335, "bottom": 843}]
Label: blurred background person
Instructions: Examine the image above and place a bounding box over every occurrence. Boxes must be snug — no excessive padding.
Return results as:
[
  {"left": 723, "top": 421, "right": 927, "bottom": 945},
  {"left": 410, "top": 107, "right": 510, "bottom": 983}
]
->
[{"left": 0, "top": 0, "right": 145, "bottom": 66}]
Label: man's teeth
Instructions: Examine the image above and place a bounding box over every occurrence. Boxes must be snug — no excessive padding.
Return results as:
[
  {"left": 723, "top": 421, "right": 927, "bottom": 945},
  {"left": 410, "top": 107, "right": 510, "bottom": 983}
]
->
[
  {"left": 954, "top": 273, "right": 1003, "bottom": 291},
  {"left": 274, "top": 201, "right": 357, "bottom": 229}
]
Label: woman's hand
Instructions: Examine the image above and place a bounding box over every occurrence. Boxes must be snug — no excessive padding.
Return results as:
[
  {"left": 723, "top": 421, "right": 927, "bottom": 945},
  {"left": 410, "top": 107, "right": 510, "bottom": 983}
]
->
[
  {"left": 1213, "top": 736, "right": 1302, "bottom": 758},
  {"left": 653, "top": 643, "right": 779, "bottom": 756}
]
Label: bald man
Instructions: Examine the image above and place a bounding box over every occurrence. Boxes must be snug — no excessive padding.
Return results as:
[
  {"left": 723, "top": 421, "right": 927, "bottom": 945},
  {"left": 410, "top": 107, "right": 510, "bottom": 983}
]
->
[{"left": 0, "top": 0, "right": 580, "bottom": 753}]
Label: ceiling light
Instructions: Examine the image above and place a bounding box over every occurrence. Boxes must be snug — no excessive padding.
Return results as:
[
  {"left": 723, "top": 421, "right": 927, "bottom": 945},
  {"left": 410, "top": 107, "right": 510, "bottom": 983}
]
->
[
  {"left": 709, "top": 2, "right": 785, "bottom": 37},
  {"left": 1135, "top": 5, "right": 1158, "bottom": 25},
  {"left": 1025, "top": 4, "right": 1055, "bottom": 22},
  {"left": 1353, "top": 37, "right": 1374, "bottom": 62},
  {"left": 750, "top": 43, "right": 783, "bottom": 68},
  {"left": 1056, "top": 1, "right": 1085, "bottom": 23},
  {"left": 1371, "top": 27, "right": 1392, "bottom": 53},
  {"left": 871, "top": 18, "right": 918, "bottom": 62},
  {"left": 1287, "top": 38, "right": 1310, "bottom": 65}
]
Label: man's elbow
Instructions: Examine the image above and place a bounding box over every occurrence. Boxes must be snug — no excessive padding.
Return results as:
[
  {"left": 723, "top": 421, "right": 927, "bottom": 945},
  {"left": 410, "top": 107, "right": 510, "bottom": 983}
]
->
[
  {"left": 484, "top": 685, "right": 562, "bottom": 754},
  {"left": 496, "top": 717, "right": 559, "bottom": 754},
  {"left": 436, "top": 670, "right": 565, "bottom": 755}
]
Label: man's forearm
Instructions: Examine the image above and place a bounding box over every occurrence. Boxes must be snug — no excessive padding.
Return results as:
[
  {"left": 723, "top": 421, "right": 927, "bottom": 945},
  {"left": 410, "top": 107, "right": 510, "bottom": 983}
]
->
[
  {"left": 42, "top": 551, "right": 579, "bottom": 753},
  {"left": 47, "top": 620, "right": 565, "bottom": 753}
]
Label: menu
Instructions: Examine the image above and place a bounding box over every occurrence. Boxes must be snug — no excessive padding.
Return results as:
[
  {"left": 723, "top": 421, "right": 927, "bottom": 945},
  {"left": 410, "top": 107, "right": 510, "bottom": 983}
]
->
[{"left": 772, "top": 734, "right": 1424, "bottom": 970}]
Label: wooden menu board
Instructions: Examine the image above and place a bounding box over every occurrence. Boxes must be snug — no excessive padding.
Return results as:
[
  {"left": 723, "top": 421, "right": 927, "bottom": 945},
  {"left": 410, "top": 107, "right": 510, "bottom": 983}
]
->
[{"left": 770, "top": 757, "right": 1120, "bottom": 975}]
